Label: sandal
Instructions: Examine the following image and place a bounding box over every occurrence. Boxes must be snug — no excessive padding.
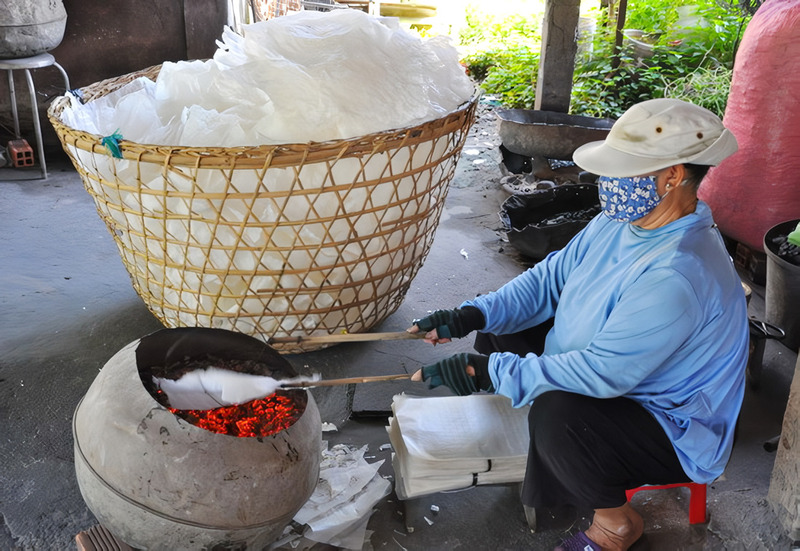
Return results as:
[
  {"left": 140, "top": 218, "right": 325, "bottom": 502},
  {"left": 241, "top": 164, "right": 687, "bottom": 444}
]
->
[{"left": 553, "top": 531, "right": 601, "bottom": 551}]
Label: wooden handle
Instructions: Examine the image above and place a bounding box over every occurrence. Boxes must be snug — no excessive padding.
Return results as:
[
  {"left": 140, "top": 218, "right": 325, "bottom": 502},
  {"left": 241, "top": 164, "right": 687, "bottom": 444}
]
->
[
  {"left": 267, "top": 331, "right": 425, "bottom": 345},
  {"left": 282, "top": 373, "right": 413, "bottom": 388}
]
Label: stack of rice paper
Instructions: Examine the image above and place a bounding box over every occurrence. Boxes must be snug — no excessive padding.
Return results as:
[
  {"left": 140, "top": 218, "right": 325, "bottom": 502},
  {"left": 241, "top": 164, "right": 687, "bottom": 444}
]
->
[{"left": 386, "top": 394, "right": 530, "bottom": 500}]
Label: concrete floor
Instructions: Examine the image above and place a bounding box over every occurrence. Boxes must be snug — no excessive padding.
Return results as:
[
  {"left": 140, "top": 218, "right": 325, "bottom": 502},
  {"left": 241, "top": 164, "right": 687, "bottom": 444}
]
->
[{"left": 1, "top": 103, "right": 798, "bottom": 550}]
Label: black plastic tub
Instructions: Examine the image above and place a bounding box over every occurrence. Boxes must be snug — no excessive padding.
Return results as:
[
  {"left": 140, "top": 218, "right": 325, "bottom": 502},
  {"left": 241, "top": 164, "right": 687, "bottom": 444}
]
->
[
  {"left": 764, "top": 219, "right": 800, "bottom": 351},
  {"left": 500, "top": 184, "right": 600, "bottom": 262}
]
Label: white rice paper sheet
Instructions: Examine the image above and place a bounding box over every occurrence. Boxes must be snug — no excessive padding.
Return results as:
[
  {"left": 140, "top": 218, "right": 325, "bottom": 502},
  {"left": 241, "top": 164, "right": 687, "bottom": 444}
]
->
[
  {"left": 153, "top": 367, "right": 320, "bottom": 410},
  {"left": 60, "top": 10, "right": 474, "bottom": 147}
]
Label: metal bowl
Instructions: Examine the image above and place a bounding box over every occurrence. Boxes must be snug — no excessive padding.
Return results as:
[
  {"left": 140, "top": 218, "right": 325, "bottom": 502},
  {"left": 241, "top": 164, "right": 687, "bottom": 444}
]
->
[{"left": 497, "top": 109, "right": 614, "bottom": 161}]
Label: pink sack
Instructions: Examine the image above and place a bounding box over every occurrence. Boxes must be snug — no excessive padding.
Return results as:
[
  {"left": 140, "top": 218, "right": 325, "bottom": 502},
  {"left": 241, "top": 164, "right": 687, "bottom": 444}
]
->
[{"left": 698, "top": 0, "right": 800, "bottom": 252}]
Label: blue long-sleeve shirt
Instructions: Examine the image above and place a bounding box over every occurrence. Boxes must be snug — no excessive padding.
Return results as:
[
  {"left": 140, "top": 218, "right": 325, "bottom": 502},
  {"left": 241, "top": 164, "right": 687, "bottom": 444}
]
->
[{"left": 463, "top": 200, "right": 749, "bottom": 482}]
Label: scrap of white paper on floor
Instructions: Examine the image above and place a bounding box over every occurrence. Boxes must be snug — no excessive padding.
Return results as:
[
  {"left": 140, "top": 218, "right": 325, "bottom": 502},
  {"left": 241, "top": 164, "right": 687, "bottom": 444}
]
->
[
  {"left": 387, "top": 393, "right": 531, "bottom": 499},
  {"left": 291, "top": 443, "right": 390, "bottom": 550}
]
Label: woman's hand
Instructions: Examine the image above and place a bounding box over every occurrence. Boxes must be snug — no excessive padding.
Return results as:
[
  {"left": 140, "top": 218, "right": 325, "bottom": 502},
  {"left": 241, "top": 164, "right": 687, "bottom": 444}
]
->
[
  {"left": 406, "top": 307, "right": 486, "bottom": 345},
  {"left": 410, "top": 364, "right": 474, "bottom": 381},
  {"left": 406, "top": 322, "right": 452, "bottom": 345},
  {"left": 410, "top": 353, "right": 492, "bottom": 395}
]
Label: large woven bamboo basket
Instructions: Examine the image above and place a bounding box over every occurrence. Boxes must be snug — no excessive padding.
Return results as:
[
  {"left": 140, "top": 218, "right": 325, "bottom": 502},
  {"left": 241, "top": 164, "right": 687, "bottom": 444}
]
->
[{"left": 48, "top": 65, "right": 477, "bottom": 353}]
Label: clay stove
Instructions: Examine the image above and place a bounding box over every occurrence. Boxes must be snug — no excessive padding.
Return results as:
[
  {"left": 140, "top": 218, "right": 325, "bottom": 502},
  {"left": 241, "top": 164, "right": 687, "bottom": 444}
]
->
[{"left": 73, "top": 328, "right": 322, "bottom": 550}]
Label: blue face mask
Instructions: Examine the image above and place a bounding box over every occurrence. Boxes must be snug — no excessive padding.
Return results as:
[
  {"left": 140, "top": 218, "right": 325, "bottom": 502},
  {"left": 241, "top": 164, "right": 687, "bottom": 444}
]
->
[{"left": 597, "top": 175, "right": 665, "bottom": 222}]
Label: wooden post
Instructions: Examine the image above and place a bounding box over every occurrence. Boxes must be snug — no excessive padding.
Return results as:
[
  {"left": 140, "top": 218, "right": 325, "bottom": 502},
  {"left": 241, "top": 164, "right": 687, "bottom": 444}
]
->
[
  {"left": 534, "top": 0, "right": 581, "bottom": 113},
  {"left": 611, "top": 0, "right": 628, "bottom": 71}
]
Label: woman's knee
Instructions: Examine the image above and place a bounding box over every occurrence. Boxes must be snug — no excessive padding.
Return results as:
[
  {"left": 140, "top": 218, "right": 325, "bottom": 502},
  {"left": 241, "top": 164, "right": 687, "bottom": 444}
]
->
[
  {"left": 528, "top": 391, "right": 594, "bottom": 453},
  {"left": 529, "top": 391, "right": 585, "bottom": 425}
]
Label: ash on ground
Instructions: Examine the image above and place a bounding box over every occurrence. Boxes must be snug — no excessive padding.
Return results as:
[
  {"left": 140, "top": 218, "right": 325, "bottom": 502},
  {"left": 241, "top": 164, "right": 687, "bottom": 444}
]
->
[{"left": 498, "top": 145, "right": 591, "bottom": 196}]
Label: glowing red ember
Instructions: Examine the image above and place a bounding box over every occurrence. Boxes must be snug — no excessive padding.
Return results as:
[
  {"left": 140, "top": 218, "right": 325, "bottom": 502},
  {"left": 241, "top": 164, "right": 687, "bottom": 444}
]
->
[{"left": 167, "top": 391, "right": 304, "bottom": 438}]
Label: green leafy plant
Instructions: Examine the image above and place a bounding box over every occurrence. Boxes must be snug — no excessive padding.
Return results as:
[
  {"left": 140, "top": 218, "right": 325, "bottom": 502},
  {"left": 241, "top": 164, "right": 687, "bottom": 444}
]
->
[
  {"left": 463, "top": 46, "right": 539, "bottom": 108},
  {"left": 569, "top": 1, "right": 754, "bottom": 118},
  {"left": 663, "top": 66, "right": 732, "bottom": 116},
  {"left": 667, "top": 0, "right": 757, "bottom": 67},
  {"left": 459, "top": 5, "right": 541, "bottom": 51},
  {"left": 571, "top": 24, "right": 665, "bottom": 118},
  {"left": 458, "top": 4, "right": 541, "bottom": 108},
  {"left": 458, "top": 0, "right": 755, "bottom": 116}
]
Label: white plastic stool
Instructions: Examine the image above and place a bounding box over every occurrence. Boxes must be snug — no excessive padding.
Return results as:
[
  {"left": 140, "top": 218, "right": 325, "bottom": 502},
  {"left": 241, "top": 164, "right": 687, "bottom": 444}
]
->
[{"left": 0, "top": 53, "right": 70, "bottom": 179}]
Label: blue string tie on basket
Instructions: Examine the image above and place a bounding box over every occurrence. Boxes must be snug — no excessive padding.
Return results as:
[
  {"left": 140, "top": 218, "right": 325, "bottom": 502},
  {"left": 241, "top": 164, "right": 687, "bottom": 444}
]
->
[
  {"left": 101, "top": 130, "right": 124, "bottom": 159},
  {"left": 67, "top": 89, "right": 85, "bottom": 103}
]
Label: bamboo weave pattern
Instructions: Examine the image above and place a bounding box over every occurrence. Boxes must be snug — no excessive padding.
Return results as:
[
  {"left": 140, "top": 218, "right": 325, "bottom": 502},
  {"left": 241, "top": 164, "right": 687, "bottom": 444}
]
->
[{"left": 48, "top": 66, "right": 477, "bottom": 352}]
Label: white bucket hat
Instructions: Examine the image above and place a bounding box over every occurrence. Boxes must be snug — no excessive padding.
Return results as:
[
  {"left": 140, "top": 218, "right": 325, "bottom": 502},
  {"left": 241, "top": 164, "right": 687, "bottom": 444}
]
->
[{"left": 572, "top": 98, "right": 738, "bottom": 177}]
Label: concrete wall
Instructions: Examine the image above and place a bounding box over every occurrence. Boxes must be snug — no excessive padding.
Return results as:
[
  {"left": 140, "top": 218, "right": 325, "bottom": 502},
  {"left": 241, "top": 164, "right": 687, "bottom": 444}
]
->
[
  {"left": 769, "top": 352, "right": 800, "bottom": 541},
  {"left": 0, "top": 0, "right": 227, "bottom": 156}
]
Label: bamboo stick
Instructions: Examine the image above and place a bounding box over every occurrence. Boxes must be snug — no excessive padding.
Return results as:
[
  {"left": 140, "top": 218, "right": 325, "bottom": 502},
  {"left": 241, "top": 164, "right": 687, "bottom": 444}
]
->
[
  {"left": 267, "top": 331, "right": 426, "bottom": 345},
  {"left": 282, "top": 373, "right": 413, "bottom": 388}
]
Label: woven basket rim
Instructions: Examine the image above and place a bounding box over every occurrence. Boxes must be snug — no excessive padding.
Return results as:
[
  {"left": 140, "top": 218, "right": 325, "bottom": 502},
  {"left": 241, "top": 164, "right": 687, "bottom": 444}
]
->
[
  {"left": 48, "top": 63, "right": 479, "bottom": 158},
  {"left": 51, "top": 64, "right": 480, "bottom": 351}
]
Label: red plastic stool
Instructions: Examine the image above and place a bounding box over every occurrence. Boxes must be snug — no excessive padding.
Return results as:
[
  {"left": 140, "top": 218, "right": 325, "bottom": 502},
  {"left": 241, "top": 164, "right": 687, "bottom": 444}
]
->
[{"left": 625, "top": 482, "right": 707, "bottom": 524}]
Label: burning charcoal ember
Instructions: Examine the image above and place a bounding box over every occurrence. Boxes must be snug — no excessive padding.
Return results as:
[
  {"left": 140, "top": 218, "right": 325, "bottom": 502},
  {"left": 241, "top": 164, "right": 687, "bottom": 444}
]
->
[{"left": 171, "top": 393, "right": 305, "bottom": 438}]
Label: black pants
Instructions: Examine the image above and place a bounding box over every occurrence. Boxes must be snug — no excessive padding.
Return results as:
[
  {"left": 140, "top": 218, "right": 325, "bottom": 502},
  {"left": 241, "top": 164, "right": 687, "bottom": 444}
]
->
[{"left": 474, "top": 324, "right": 690, "bottom": 510}]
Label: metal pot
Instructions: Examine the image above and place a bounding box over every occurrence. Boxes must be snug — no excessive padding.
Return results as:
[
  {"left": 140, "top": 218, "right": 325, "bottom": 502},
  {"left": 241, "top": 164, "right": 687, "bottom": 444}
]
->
[
  {"left": 496, "top": 109, "right": 614, "bottom": 161},
  {"left": 73, "top": 328, "right": 322, "bottom": 550}
]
